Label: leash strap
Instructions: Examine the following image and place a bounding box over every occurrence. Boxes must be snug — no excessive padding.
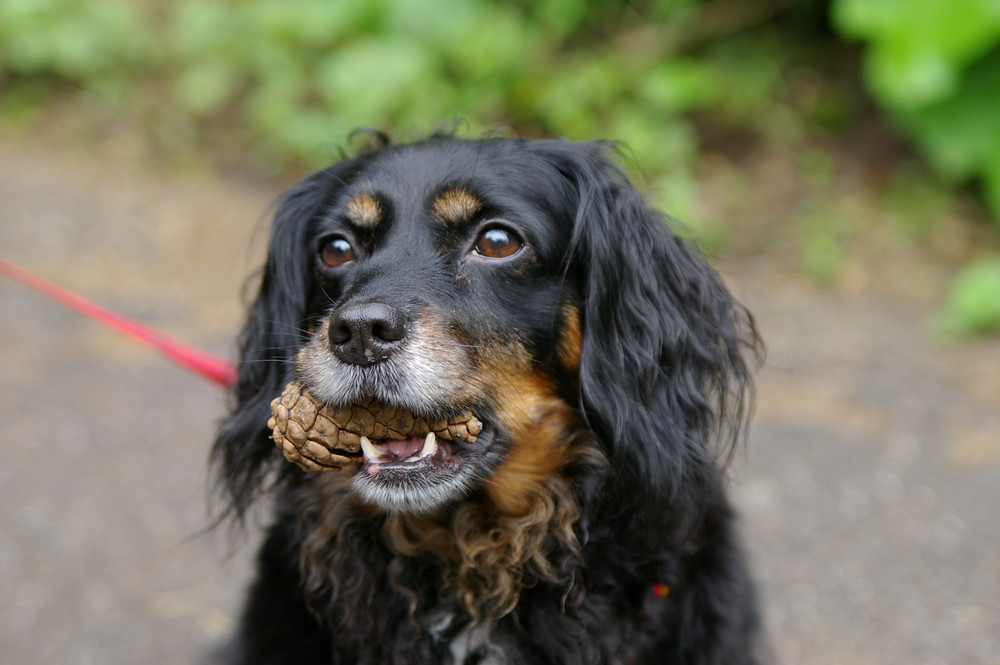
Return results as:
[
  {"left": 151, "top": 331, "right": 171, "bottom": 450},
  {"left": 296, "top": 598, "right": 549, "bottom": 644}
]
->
[{"left": 1, "top": 258, "right": 236, "bottom": 387}]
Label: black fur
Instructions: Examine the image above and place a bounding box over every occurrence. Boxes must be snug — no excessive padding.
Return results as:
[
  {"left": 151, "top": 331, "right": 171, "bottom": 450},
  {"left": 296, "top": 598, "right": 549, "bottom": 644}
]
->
[{"left": 213, "top": 136, "right": 765, "bottom": 664}]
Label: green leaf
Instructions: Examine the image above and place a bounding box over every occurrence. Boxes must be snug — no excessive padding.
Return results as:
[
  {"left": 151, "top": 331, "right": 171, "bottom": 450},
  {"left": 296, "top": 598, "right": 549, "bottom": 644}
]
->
[
  {"left": 834, "top": 0, "right": 1000, "bottom": 107},
  {"left": 938, "top": 256, "right": 1000, "bottom": 335},
  {"left": 896, "top": 50, "right": 1000, "bottom": 183}
]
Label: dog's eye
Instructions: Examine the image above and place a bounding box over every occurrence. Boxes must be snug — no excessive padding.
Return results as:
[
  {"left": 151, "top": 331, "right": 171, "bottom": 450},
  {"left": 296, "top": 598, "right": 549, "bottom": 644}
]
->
[
  {"left": 320, "top": 236, "right": 356, "bottom": 268},
  {"left": 473, "top": 225, "right": 523, "bottom": 259}
]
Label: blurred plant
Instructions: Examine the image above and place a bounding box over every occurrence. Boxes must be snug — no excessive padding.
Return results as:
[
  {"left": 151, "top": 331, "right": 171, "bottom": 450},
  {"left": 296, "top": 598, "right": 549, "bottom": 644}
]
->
[
  {"left": 833, "top": 0, "right": 1000, "bottom": 334},
  {"left": 833, "top": 0, "right": 1000, "bottom": 215},
  {"left": 0, "top": 0, "right": 798, "bottom": 212},
  {"left": 937, "top": 256, "right": 1000, "bottom": 336}
]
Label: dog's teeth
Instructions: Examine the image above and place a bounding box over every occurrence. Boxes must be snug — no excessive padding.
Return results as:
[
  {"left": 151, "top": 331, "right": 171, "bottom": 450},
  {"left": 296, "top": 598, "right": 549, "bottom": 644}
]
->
[
  {"left": 418, "top": 431, "right": 437, "bottom": 460},
  {"left": 359, "top": 436, "right": 379, "bottom": 461}
]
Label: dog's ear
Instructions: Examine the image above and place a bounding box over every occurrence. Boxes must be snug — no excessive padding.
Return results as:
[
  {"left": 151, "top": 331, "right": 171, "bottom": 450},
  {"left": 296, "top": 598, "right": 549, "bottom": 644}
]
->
[
  {"left": 555, "top": 144, "right": 761, "bottom": 521},
  {"left": 212, "top": 160, "right": 364, "bottom": 520}
]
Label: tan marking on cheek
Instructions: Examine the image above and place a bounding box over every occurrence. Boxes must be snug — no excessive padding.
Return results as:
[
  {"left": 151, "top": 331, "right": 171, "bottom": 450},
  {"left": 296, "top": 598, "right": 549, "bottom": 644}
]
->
[
  {"left": 557, "top": 303, "right": 582, "bottom": 373},
  {"left": 476, "top": 344, "right": 575, "bottom": 516},
  {"left": 345, "top": 193, "right": 381, "bottom": 228},
  {"left": 432, "top": 188, "right": 482, "bottom": 224},
  {"left": 487, "top": 401, "right": 573, "bottom": 516}
]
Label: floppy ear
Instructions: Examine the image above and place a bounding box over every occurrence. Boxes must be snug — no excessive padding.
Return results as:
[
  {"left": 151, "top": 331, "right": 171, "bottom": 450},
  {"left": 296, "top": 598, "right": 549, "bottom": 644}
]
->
[
  {"left": 560, "top": 145, "right": 761, "bottom": 521},
  {"left": 212, "top": 160, "right": 364, "bottom": 519}
]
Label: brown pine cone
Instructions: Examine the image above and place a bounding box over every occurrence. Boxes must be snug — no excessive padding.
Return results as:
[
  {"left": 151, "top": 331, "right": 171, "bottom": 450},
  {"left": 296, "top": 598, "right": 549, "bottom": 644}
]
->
[{"left": 268, "top": 382, "right": 482, "bottom": 472}]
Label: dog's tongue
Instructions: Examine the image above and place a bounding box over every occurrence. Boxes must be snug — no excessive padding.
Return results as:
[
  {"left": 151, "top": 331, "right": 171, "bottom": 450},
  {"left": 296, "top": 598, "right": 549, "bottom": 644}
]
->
[
  {"left": 379, "top": 436, "right": 424, "bottom": 461},
  {"left": 360, "top": 433, "right": 437, "bottom": 464}
]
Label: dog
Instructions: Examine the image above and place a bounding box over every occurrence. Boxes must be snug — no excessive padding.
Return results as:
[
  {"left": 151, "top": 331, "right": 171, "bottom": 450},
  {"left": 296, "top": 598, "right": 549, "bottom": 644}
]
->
[{"left": 213, "top": 135, "right": 764, "bottom": 664}]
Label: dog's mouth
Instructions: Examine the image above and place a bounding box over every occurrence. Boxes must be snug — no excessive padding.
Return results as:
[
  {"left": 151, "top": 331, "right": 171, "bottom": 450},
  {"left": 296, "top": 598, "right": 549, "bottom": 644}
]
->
[
  {"left": 270, "top": 382, "right": 494, "bottom": 511},
  {"left": 359, "top": 431, "right": 456, "bottom": 473}
]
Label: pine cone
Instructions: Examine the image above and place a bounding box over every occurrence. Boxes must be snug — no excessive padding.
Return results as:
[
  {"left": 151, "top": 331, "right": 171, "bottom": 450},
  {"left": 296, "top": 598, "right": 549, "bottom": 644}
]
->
[{"left": 268, "top": 382, "right": 482, "bottom": 472}]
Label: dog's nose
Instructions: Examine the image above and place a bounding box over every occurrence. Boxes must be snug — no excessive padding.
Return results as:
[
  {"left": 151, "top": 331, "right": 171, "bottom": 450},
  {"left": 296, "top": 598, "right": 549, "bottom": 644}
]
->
[{"left": 328, "top": 302, "right": 407, "bottom": 366}]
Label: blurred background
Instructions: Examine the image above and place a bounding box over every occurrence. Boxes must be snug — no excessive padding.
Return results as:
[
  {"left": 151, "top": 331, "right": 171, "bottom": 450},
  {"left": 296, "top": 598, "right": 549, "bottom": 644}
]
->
[{"left": 1, "top": 1, "right": 998, "bottom": 663}]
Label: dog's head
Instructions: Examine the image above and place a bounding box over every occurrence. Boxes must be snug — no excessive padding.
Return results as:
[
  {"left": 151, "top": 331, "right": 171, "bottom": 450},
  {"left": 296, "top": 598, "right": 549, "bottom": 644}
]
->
[{"left": 215, "top": 136, "right": 759, "bottom": 522}]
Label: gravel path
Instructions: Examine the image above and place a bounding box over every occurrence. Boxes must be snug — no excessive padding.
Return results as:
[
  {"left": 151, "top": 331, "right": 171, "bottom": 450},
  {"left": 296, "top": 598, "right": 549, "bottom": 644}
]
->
[{"left": 2, "top": 144, "right": 997, "bottom": 664}]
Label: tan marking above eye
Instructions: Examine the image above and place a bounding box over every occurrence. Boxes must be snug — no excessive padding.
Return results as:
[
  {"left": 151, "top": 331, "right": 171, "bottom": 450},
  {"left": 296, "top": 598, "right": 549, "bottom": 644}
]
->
[
  {"left": 345, "top": 193, "right": 381, "bottom": 228},
  {"left": 433, "top": 188, "right": 483, "bottom": 224}
]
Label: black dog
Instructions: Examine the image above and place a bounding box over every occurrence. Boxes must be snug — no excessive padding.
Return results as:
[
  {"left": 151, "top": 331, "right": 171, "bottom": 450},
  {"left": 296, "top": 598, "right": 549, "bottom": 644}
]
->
[{"left": 213, "top": 135, "right": 764, "bottom": 664}]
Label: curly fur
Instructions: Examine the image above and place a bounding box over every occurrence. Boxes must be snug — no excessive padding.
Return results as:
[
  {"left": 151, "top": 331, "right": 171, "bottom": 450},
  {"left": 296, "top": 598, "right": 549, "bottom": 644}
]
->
[{"left": 212, "top": 135, "right": 765, "bottom": 664}]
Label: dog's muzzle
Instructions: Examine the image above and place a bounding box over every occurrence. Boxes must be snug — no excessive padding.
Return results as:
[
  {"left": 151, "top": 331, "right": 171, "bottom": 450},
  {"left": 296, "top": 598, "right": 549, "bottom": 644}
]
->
[{"left": 275, "top": 303, "right": 499, "bottom": 512}]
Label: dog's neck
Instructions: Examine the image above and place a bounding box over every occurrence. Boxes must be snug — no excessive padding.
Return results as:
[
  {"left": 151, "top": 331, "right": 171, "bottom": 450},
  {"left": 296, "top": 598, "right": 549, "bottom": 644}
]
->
[
  {"left": 295, "top": 438, "right": 606, "bottom": 625},
  {"left": 383, "top": 461, "right": 583, "bottom": 622}
]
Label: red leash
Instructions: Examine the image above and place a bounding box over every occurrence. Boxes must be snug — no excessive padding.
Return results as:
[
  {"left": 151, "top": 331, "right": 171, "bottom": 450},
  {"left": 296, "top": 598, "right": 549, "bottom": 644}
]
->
[{"left": 1, "top": 258, "right": 237, "bottom": 388}]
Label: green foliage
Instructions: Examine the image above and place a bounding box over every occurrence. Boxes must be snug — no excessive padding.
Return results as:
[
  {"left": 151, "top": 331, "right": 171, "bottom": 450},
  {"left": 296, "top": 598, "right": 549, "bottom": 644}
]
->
[
  {"left": 937, "top": 256, "right": 1000, "bottom": 336},
  {"left": 0, "top": 0, "right": 150, "bottom": 99},
  {"left": 834, "top": 0, "right": 1000, "bottom": 107},
  {"left": 834, "top": 0, "right": 1000, "bottom": 333},
  {"left": 899, "top": 53, "right": 1000, "bottom": 213},
  {"left": 0, "top": 0, "right": 791, "bottom": 216},
  {"left": 833, "top": 0, "right": 1000, "bottom": 217}
]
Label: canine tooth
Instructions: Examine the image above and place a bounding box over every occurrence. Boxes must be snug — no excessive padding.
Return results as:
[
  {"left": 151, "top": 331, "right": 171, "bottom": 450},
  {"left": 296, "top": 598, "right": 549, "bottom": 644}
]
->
[
  {"left": 359, "top": 436, "right": 379, "bottom": 461},
  {"left": 418, "top": 431, "right": 437, "bottom": 459}
]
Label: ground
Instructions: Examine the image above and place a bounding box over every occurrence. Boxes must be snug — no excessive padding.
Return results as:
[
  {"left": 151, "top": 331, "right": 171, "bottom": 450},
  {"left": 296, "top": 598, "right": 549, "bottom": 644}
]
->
[{"left": 1, "top": 140, "right": 998, "bottom": 664}]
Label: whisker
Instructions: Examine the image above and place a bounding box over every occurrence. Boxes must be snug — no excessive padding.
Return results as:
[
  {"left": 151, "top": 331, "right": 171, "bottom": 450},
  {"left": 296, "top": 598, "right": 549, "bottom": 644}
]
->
[
  {"left": 236, "top": 358, "right": 293, "bottom": 366},
  {"left": 246, "top": 344, "right": 302, "bottom": 356},
  {"left": 261, "top": 318, "right": 315, "bottom": 336},
  {"left": 318, "top": 282, "right": 338, "bottom": 307}
]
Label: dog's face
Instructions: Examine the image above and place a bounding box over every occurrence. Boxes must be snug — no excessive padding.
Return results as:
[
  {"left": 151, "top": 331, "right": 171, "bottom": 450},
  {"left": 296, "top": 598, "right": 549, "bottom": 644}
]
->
[
  {"left": 291, "top": 141, "right": 584, "bottom": 513},
  {"left": 217, "top": 136, "right": 757, "bottom": 527}
]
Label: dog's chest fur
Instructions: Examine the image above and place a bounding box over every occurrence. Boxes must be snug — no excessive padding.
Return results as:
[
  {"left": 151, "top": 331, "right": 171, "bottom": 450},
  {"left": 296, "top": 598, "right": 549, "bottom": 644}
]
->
[{"left": 429, "top": 612, "right": 498, "bottom": 665}]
